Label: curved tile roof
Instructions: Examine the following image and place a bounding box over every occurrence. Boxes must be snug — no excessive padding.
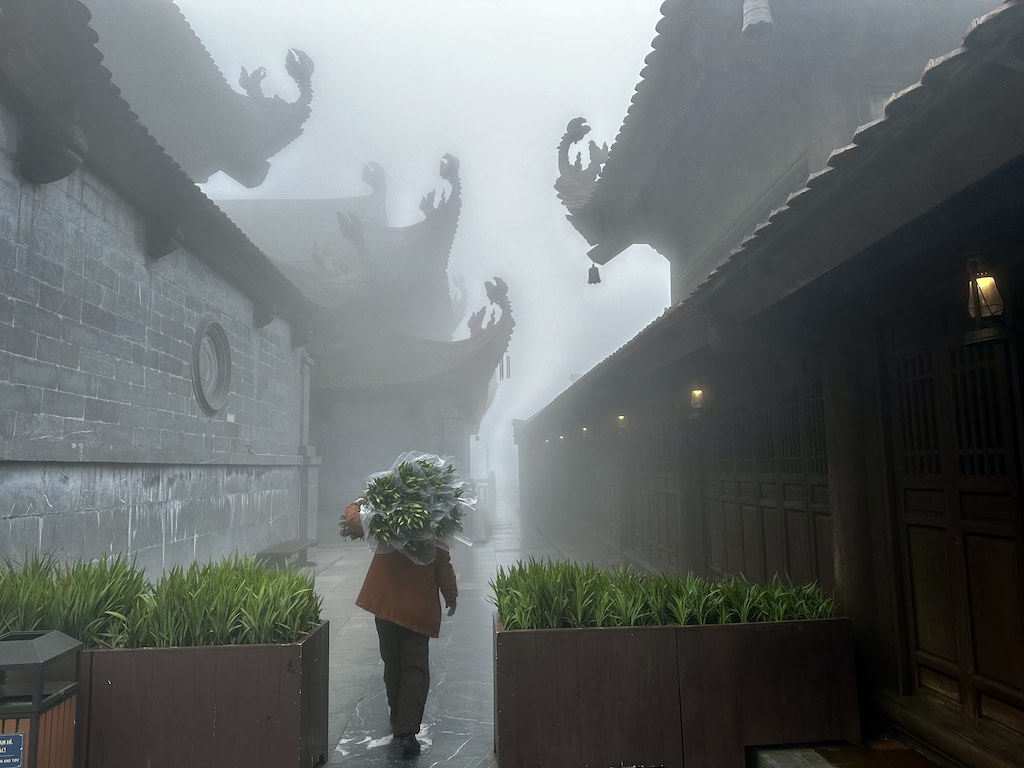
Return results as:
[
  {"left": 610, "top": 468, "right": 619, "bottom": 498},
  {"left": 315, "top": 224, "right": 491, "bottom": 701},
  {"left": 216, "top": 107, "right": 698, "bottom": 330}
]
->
[
  {"left": 82, "top": 0, "right": 314, "bottom": 187},
  {"left": 1, "top": 0, "right": 314, "bottom": 337},
  {"left": 529, "top": 0, "right": 1024, "bottom": 428}
]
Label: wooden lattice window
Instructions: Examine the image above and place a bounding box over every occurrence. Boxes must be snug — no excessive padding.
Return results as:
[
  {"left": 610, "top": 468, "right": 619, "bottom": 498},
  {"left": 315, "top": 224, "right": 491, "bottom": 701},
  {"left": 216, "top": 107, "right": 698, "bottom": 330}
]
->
[
  {"left": 950, "top": 345, "right": 1009, "bottom": 477},
  {"left": 753, "top": 393, "right": 775, "bottom": 475},
  {"left": 776, "top": 388, "right": 804, "bottom": 476},
  {"left": 893, "top": 352, "right": 941, "bottom": 475},
  {"left": 805, "top": 382, "right": 828, "bottom": 477}
]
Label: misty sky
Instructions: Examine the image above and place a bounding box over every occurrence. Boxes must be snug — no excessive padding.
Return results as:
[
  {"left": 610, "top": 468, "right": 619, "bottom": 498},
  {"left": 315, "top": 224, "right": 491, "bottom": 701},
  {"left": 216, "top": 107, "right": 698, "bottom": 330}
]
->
[{"left": 175, "top": 0, "right": 669, "bottom": 482}]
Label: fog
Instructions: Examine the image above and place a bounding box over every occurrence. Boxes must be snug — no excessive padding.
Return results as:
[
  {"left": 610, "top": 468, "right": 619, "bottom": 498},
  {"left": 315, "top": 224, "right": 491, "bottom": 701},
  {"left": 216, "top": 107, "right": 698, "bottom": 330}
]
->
[{"left": 175, "top": 0, "right": 670, "bottom": 498}]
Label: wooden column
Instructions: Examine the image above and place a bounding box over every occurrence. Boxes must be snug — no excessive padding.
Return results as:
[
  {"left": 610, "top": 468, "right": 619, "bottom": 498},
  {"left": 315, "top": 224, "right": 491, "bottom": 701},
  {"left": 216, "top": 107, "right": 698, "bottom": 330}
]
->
[
  {"left": 822, "top": 332, "right": 902, "bottom": 706},
  {"left": 676, "top": 409, "right": 708, "bottom": 576},
  {"left": 298, "top": 351, "right": 320, "bottom": 541}
]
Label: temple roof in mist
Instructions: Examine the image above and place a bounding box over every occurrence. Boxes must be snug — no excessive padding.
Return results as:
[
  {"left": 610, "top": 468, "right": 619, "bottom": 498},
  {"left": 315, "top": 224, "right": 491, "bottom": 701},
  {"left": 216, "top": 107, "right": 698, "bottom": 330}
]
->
[
  {"left": 556, "top": 0, "right": 1002, "bottom": 268},
  {"left": 312, "top": 277, "right": 514, "bottom": 425},
  {"left": 531, "top": 0, "right": 1024, "bottom": 430},
  {"left": 0, "top": 0, "right": 313, "bottom": 340},
  {"left": 81, "top": 0, "right": 314, "bottom": 187},
  {"left": 219, "top": 155, "right": 463, "bottom": 340}
]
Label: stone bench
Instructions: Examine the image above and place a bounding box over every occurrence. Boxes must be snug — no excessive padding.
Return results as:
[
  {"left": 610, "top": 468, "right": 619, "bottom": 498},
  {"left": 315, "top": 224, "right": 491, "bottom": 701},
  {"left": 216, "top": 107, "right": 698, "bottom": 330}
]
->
[{"left": 255, "top": 538, "right": 317, "bottom": 570}]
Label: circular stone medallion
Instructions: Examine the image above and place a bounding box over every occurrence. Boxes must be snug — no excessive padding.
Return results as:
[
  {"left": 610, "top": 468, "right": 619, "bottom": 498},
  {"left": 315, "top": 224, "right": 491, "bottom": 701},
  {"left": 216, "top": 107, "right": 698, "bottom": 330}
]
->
[{"left": 191, "top": 319, "right": 231, "bottom": 415}]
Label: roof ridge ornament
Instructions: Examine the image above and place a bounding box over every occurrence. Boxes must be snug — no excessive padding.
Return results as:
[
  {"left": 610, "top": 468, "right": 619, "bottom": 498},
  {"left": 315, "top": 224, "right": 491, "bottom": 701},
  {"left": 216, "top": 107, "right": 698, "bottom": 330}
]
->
[
  {"left": 231, "top": 48, "right": 315, "bottom": 187},
  {"left": 421, "top": 153, "right": 461, "bottom": 220},
  {"left": 469, "top": 277, "right": 513, "bottom": 339},
  {"left": 239, "top": 48, "right": 314, "bottom": 106},
  {"left": 555, "top": 117, "right": 608, "bottom": 214},
  {"left": 362, "top": 161, "right": 387, "bottom": 197}
]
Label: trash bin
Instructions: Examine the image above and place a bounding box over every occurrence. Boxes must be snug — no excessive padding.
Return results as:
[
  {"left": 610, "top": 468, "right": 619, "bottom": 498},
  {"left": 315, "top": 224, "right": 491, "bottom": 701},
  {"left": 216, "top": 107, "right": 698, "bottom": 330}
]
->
[{"left": 0, "top": 631, "right": 81, "bottom": 768}]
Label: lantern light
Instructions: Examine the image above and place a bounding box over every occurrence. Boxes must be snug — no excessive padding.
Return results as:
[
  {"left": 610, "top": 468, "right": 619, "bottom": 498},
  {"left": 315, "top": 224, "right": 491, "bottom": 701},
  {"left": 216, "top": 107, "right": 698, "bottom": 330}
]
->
[
  {"left": 690, "top": 388, "right": 704, "bottom": 409},
  {"left": 559, "top": 435, "right": 565, "bottom": 440},
  {"left": 581, "top": 426, "right": 587, "bottom": 433},
  {"left": 965, "top": 257, "right": 1010, "bottom": 345},
  {"left": 617, "top": 414, "right": 626, "bottom": 422}
]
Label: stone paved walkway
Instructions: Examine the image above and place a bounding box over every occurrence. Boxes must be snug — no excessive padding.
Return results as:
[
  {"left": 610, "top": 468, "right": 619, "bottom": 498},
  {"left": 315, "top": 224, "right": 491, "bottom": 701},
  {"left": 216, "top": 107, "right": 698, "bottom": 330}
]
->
[{"left": 312, "top": 507, "right": 621, "bottom": 767}]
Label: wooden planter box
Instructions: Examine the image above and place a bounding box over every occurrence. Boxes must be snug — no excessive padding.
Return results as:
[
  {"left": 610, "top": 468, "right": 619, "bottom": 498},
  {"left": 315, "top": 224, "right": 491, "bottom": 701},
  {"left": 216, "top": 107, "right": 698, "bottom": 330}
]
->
[
  {"left": 494, "top": 615, "right": 859, "bottom": 768},
  {"left": 75, "top": 621, "right": 329, "bottom": 768}
]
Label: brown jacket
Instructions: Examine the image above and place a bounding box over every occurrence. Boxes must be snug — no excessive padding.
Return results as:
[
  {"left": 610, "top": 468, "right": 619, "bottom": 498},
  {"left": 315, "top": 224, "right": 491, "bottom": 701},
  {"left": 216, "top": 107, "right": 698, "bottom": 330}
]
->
[{"left": 347, "top": 501, "right": 458, "bottom": 638}]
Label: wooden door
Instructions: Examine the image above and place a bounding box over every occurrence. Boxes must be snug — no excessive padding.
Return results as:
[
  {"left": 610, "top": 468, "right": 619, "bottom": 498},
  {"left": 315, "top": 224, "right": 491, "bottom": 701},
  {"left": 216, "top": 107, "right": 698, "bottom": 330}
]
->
[
  {"left": 889, "top": 337, "right": 1024, "bottom": 741},
  {"left": 627, "top": 403, "right": 681, "bottom": 571},
  {"left": 702, "top": 370, "right": 834, "bottom": 590}
]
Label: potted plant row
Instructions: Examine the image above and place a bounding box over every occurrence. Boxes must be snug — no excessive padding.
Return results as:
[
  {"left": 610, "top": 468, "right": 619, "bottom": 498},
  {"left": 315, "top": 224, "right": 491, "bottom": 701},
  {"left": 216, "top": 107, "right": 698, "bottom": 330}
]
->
[
  {"left": 491, "top": 560, "right": 860, "bottom": 768},
  {"left": 0, "top": 554, "right": 328, "bottom": 768}
]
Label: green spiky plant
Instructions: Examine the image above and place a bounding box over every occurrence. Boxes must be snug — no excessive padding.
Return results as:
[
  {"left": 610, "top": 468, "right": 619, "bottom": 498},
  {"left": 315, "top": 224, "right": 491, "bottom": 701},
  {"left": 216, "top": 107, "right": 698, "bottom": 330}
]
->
[
  {"left": 0, "top": 554, "right": 322, "bottom": 649},
  {"left": 489, "top": 559, "right": 839, "bottom": 631}
]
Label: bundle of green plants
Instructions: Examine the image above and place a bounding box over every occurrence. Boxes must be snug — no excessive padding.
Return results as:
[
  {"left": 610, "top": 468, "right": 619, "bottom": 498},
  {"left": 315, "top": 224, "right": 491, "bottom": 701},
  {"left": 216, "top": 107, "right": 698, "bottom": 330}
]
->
[
  {"left": 341, "top": 451, "right": 472, "bottom": 563},
  {"left": 0, "top": 553, "right": 321, "bottom": 649},
  {"left": 489, "top": 558, "right": 839, "bottom": 630}
]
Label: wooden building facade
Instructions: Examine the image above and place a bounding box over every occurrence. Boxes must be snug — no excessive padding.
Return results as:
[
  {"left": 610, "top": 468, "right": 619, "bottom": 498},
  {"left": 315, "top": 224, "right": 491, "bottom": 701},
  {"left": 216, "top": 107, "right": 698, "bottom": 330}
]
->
[{"left": 521, "top": 1, "right": 1024, "bottom": 763}]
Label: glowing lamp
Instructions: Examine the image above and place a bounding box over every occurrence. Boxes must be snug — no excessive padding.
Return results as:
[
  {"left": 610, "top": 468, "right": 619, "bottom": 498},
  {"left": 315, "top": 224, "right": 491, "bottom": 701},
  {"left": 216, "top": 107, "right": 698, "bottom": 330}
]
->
[
  {"left": 690, "top": 389, "right": 704, "bottom": 409},
  {"left": 965, "top": 257, "right": 1009, "bottom": 345}
]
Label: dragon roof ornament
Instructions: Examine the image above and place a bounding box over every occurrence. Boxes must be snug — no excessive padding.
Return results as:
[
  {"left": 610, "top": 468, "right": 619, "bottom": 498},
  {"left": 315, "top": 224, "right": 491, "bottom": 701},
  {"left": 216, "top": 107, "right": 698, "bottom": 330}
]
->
[
  {"left": 468, "top": 277, "right": 513, "bottom": 340},
  {"left": 233, "top": 48, "right": 315, "bottom": 186},
  {"left": 555, "top": 117, "right": 609, "bottom": 214},
  {"left": 420, "top": 154, "right": 462, "bottom": 220}
]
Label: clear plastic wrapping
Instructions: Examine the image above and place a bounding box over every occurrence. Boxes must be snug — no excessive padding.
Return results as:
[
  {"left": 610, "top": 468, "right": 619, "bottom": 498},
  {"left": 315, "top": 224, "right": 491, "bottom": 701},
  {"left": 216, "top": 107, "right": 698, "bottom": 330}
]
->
[{"left": 358, "top": 451, "right": 476, "bottom": 564}]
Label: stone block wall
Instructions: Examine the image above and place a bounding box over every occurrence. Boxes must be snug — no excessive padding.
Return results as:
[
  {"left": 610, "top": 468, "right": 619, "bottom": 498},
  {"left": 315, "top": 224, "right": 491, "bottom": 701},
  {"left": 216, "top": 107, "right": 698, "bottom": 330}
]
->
[{"left": 0, "top": 100, "right": 305, "bottom": 570}]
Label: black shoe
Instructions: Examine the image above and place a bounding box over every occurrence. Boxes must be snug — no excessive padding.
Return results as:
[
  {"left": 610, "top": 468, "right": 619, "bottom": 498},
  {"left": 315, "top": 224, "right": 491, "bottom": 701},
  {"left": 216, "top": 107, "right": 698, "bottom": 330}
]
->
[{"left": 396, "top": 733, "right": 421, "bottom": 757}]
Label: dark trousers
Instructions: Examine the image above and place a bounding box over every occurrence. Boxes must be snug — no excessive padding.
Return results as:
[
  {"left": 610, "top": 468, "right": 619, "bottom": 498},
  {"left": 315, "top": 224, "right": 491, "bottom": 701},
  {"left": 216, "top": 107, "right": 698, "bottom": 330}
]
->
[{"left": 375, "top": 617, "right": 430, "bottom": 736}]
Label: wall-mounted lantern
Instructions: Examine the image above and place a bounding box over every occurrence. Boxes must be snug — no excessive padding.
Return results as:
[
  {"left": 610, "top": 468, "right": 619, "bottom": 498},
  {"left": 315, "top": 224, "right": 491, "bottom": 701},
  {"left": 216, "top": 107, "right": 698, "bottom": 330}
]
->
[
  {"left": 965, "top": 256, "right": 1009, "bottom": 345},
  {"left": 581, "top": 426, "right": 588, "bottom": 434},
  {"left": 617, "top": 414, "right": 626, "bottom": 423},
  {"left": 559, "top": 435, "right": 565, "bottom": 441},
  {"left": 690, "top": 388, "right": 705, "bottom": 409}
]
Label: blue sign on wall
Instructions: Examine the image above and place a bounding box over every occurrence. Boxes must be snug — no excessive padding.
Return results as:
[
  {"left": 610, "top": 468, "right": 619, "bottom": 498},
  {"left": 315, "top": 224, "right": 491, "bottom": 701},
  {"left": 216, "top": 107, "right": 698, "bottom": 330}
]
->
[{"left": 0, "top": 733, "right": 23, "bottom": 768}]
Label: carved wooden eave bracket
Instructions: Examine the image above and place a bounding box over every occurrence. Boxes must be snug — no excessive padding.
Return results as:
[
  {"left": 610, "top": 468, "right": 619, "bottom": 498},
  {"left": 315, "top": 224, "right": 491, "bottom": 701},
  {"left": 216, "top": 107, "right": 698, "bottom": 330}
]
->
[
  {"left": 145, "top": 218, "right": 183, "bottom": 260},
  {"left": 3, "top": 0, "right": 97, "bottom": 184},
  {"left": 554, "top": 117, "right": 609, "bottom": 215},
  {"left": 17, "top": 110, "right": 88, "bottom": 184},
  {"left": 253, "top": 301, "right": 275, "bottom": 329}
]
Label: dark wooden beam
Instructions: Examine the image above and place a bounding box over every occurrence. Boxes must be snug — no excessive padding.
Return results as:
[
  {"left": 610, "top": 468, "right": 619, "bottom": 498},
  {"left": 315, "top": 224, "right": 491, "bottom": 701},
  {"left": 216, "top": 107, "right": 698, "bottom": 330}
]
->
[
  {"left": 18, "top": 114, "right": 87, "bottom": 184},
  {"left": 145, "top": 220, "right": 182, "bottom": 260},
  {"left": 253, "top": 302, "right": 274, "bottom": 329}
]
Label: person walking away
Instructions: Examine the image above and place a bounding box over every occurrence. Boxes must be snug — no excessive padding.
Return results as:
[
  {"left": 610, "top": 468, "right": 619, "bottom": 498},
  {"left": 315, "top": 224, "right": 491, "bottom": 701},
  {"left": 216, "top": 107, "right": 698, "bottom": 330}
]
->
[{"left": 344, "top": 499, "right": 458, "bottom": 757}]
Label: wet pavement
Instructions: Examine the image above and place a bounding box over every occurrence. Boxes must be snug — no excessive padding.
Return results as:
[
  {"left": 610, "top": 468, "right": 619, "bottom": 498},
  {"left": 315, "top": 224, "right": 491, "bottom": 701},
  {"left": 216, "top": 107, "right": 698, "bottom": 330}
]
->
[
  {"left": 312, "top": 508, "right": 937, "bottom": 768},
  {"left": 313, "top": 507, "right": 622, "bottom": 767}
]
